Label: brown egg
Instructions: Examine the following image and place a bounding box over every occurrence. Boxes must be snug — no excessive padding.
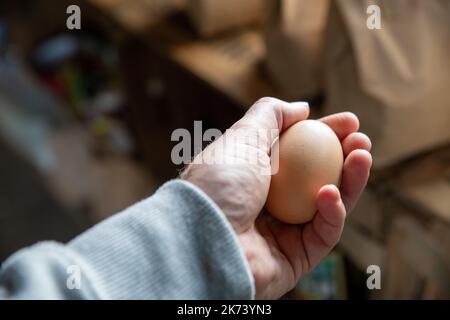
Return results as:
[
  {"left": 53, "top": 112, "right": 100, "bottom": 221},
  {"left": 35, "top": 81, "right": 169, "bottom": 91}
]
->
[{"left": 266, "top": 120, "right": 343, "bottom": 224}]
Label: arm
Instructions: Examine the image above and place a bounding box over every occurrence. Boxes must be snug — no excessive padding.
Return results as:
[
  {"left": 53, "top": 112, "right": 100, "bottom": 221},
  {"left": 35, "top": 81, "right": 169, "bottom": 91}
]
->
[
  {"left": 0, "top": 180, "right": 254, "bottom": 299},
  {"left": 1, "top": 97, "right": 372, "bottom": 300}
]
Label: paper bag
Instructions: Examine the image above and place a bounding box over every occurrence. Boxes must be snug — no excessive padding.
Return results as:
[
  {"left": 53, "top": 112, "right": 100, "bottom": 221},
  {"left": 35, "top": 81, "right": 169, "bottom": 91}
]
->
[{"left": 324, "top": 0, "right": 450, "bottom": 168}]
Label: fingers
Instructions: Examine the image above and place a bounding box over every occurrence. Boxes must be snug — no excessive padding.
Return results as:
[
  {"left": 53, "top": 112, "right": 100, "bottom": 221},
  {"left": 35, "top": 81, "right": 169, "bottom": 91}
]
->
[
  {"left": 320, "top": 112, "right": 371, "bottom": 211},
  {"left": 315, "top": 185, "right": 346, "bottom": 229},
  {"left": 247, "top": 97, "right": 310, "bottom": 132},
  {"left": 278, "top": 101, "right": 310, "bottom": 131},
  {"left": 232, "top": 97, "right": 309, "bottom": 153},
  {"left": 340, "top": 149, "right": 372, "bottom": 212},
  {"left": 301, "top": 185, "right": 346, "bottom": 270},
  {"left": 319, "top": 112, "right": 359, "bottom": 140},
  {"left": 342, "top": 132, "right": 372, "bottom": 156}
]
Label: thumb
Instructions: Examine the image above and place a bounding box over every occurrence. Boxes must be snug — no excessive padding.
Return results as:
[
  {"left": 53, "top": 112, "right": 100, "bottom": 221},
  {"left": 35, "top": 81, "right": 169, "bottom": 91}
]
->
[{"left": 231, "top": 97, "right": 310, "bottom": 152}]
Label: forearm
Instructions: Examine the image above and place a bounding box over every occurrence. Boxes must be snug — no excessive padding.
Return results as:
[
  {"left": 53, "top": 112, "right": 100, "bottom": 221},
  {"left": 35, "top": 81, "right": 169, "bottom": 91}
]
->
[{"left": 0, "top": 180, "right": 255, "bottom": 299}]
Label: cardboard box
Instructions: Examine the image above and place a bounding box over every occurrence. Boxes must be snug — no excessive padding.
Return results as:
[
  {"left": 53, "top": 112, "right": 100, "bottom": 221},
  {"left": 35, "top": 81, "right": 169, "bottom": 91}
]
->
[
  {"left": 170, "top": 30, "right": 275, "bottom": 106},
  {"left": 341, "top": 147, "right": 450, "bottom": 298},
  {"left": 324, "top": 0, "right": 450, "bottom": 169},
  {"left": 265, "top": 0, "right": 330, "bottom": 99},
  {"left": 188, "top": 0, "right": 268, "bottom": 37},
  {"left": 384, "top": 216, "right": 450, "bottom": 299},
  {"left": 88, "top": 0, "right": 187, "bottom": 33},
  {"left": 387, "top": 146, "right": 450, "bottom": 225}
]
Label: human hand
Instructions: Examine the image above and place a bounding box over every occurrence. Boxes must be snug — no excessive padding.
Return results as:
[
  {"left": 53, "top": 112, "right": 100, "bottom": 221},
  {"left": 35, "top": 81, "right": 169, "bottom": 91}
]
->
[{"left": 182, "top": 97, "right": 372, "bottom": 299}]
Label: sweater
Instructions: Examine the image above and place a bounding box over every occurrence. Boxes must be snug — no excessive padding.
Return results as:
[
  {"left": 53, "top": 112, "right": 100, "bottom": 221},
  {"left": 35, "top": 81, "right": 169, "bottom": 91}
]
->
[{"left": 0, "top": 180, "right": 255, "bottom": 299}]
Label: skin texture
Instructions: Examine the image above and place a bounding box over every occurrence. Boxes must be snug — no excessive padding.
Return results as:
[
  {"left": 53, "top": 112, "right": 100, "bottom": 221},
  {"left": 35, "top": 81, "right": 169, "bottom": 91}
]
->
[{"left": 182, "top": 97, "right": 372, "bottom": 299}]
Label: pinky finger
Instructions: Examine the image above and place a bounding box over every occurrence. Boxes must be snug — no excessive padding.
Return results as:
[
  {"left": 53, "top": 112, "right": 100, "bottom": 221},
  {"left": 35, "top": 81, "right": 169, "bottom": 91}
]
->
[{"left": 302, "top": 185, "right": 346, "bottom": 270}]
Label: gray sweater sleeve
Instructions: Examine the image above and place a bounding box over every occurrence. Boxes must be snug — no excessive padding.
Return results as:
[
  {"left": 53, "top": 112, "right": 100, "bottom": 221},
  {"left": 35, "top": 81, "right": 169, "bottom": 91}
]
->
[{"left": 0, "top": 180, "right": 255, "bottom": 299}]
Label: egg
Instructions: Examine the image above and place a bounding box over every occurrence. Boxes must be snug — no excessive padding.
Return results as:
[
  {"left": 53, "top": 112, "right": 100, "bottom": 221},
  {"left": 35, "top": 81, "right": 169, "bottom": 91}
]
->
[{"left": 266, "top": 120, "right": 344, "bottom": 224}]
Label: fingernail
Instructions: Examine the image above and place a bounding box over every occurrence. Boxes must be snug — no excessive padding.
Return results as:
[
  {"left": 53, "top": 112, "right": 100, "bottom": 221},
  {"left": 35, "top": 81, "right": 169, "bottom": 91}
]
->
[
  {"left": 328, "top": 184, "right": 341, "bottom": 202},
  {"left": 327, "top": 184, "right": 339, "bottom": 193},
  {"left": 290, "top": 101, "right": 309, "bottom": 111}
]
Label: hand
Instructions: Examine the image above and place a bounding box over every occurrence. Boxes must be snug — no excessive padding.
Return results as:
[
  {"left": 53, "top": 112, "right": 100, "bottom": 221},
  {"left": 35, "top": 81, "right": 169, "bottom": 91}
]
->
[{"left": 182, "top": 97, "right": 372, "bottom": 299}]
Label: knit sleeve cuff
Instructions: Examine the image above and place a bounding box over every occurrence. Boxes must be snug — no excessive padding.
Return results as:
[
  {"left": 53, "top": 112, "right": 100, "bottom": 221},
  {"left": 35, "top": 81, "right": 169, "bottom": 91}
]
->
[{"left": 67, "top": 179, "right": 255, "bottom": 299}]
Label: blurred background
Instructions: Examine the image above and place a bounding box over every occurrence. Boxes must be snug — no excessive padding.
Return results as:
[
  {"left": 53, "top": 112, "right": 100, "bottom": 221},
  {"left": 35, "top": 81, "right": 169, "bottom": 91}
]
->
[{"left": 0, "top": 0, "right": 449, "bottom": 299}]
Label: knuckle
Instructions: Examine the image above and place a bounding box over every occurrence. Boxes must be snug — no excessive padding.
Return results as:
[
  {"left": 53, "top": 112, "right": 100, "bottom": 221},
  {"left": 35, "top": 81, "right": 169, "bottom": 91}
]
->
[
  {"left": 252, "top": 97, "right": 283, "bottom": 120},
  {"left": 255, "top": 96, "right": 278, "bottom": 105}
]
